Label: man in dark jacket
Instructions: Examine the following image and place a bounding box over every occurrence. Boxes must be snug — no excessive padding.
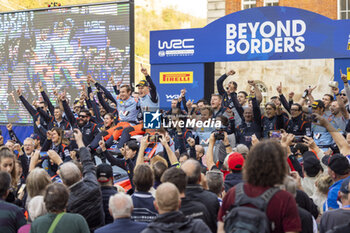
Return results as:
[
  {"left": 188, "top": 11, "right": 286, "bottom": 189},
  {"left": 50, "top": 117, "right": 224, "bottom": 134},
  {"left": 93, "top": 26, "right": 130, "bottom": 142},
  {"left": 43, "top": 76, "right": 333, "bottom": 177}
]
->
[
  {"left": 160, "top": 167, "right": 212, "bottom": 232},
  {"left": 59, "top": 129, "right": 105, "bottom": 232},
  {"left": 181, "top": 159, "right": 220, "bottom": 232},
  {"left": 141, "top": 182, "right": 211, "bottom": 233},
  {"left": 96, "top": 163, "right": 118, "bottom": 224},
  {"left": 224, "top": 152, "right": 244, "bottom": 192}
]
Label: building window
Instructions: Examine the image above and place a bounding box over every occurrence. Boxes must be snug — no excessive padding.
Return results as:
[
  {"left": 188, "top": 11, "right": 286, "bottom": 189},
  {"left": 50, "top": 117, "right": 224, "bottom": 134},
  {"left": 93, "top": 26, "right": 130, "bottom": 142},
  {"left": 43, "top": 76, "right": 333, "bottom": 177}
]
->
[
  {"left": 264, "top": 0, "right": 279, "bottom": 6},
  {"left": 242, "top": 0, "right": 256, "bottom": 10},
  {"left": 339, "top": 0, "right": 350, "bottom": 19}
]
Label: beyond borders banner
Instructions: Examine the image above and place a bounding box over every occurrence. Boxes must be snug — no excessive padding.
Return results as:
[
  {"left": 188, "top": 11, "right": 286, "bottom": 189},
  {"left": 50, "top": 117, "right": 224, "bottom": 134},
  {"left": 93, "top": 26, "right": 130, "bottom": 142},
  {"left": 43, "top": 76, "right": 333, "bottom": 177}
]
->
[{"left": 150, "top": 6, "right": 350, "bottom": 64}]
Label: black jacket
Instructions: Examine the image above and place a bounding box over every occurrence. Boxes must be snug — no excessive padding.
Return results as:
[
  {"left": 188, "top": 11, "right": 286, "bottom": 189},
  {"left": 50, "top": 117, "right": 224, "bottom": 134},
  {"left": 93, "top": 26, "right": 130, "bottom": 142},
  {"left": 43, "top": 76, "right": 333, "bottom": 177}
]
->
[
  {"left": 141, "top": 211, "right": 211, "bottom": 233},
  {"left": 180, "top": 196, "right": 212, "bottom": 232},
  {"left": 296, "top": 189, "right": 319, "bottom": 219},
  {"left": 67, "top": 147, "right": 105, "bottom": 232},
  {"left": 62, "top": 99, "right": 99, "bottom": 146},
  {"left": 101, "top": 186, "right": 118, "bottom": 224},
  {"left": 298, "top": 206, "right": 314, "bottom": 233},
  {"left": 224, "top": 172, "right": 242, "bottom": 192},
  {"left": 285, "top": 114, "right": 311, "bottom": 136},
  {"left": 185, "top": 184, "right": 219, "bottom": 233}
]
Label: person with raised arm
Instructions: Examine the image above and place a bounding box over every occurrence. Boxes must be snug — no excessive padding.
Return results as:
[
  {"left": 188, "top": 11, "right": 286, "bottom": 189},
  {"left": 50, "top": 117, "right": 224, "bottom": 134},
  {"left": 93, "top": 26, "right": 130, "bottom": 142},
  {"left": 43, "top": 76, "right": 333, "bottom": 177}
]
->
[{"left": 138, "top": 65, "right": 159, "bottom": 112}]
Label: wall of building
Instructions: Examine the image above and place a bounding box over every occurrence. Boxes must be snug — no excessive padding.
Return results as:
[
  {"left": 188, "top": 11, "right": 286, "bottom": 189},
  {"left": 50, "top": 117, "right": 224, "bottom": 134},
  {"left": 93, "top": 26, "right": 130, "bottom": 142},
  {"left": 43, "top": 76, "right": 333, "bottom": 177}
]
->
[
  {"left": 208, "top": 0, "right": 227, "bottom": 93},
  {"left": 226, "top": 0, "right": 338, "bottom": 19}
]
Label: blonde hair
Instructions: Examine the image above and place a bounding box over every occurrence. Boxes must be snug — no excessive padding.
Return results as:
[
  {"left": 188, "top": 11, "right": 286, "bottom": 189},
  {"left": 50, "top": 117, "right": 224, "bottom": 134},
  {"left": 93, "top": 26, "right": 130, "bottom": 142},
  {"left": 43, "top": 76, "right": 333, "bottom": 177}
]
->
[
  {"left": 315, "top": 174, "right": 334, "bottom": 195},
  {"left": 150, "top": 155, "right": 168, "bottom": 167},
  {"left": 26, "top": 168, "right": 51, "bottom": 198}
]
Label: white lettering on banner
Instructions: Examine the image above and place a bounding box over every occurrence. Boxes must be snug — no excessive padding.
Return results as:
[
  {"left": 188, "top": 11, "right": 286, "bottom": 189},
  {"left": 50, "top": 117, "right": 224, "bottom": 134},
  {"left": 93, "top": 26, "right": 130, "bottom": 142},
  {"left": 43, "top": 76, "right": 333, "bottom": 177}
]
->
[
  {"left": 158, "top": 38, "right": 195, "bottom": 57},
  {"left": 158, "top": 39, "right": 194, "bottom": 49},
  {"left": 166, "top": 94, "right": 180, "bottom": 99},
  {"left": 165, "top": 94, "right": 180, "bottom": 102},
  {"left": 162, "top": 118, "right": 222, "bottom": 129},
  {"left": 226, "top": 20, "right": 306, "bottom": 55}
]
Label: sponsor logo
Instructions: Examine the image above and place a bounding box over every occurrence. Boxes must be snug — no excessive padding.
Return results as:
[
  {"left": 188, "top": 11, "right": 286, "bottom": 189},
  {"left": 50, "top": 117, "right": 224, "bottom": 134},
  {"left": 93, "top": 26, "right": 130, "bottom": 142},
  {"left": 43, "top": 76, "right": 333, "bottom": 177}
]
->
[
  {"left": 157, "top": 38, "right": 195, "bottom": 57},
  {"left": 165, "top": 94, "right": 180, "bottom": 102},
  {"left": 143, "top": 111, "right": 161, "bottom": 129},
  {"left": 163, "top": 118, "right": 222, "bottom": 129},
  {"left": 160, "top": 72, "right": 193, "bottom": 84},
  {"left": 144, "top": 112, "right": 222, "bottom": 130},
  {"left": 347, "top": 34, "right": 350, "bottom": 50}
]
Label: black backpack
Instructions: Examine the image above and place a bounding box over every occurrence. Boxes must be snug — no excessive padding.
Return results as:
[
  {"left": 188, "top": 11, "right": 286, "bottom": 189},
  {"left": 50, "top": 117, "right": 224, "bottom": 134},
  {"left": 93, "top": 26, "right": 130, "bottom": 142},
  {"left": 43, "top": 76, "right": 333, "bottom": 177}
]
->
[{"left": 224, "top": 183, "right": 280, "bottom": 233}]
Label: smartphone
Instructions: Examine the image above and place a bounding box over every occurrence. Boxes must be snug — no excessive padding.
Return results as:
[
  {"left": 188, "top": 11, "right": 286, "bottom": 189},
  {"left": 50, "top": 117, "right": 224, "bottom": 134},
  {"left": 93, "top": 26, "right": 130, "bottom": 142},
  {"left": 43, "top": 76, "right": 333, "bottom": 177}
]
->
[
  {"left": 293, "top": 135, "right": 304, "bottom": 143},
  {"left": 40, "top": 152, "right": 48, "bottom": 160},
  {"left": 64, "top": 130, "right": 74, "bottom": 139},
  {"left": 245, "top": 136, "right": 252, "bottom": 142},
  {"left": 269, "top": 130, "right": 281, "bottom": 139},
  {"left": 149, "top": 134, "right": 162, "bottom": 143},
  {"left": 18, "top": 184, "right": 26, "bottom": 194}
]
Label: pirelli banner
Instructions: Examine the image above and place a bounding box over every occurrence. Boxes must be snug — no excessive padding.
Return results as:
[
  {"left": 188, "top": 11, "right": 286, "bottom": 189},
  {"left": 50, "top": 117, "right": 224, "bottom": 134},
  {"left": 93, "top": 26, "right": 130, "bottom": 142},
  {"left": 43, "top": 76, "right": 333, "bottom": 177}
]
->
[
  {"left": 150, "top": 6, "right": 350, "bottom": 107},
  {"left": 151, "top": 64, "right": 205, "bottom": 108}
]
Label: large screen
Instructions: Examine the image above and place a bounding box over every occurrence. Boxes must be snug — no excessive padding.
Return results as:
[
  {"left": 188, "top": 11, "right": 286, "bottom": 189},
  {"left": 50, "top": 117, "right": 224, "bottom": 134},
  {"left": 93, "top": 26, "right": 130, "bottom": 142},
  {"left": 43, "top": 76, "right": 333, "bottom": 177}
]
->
[{"left": 0, "top": 2, "right": 131, "bottom": 124}]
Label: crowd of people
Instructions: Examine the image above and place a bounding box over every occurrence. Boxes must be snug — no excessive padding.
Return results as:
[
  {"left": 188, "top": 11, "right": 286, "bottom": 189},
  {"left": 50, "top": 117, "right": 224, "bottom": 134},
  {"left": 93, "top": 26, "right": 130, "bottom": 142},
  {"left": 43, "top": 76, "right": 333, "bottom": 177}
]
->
[{"left": 1, "top": 67, "right": 350, "bottom": 233}]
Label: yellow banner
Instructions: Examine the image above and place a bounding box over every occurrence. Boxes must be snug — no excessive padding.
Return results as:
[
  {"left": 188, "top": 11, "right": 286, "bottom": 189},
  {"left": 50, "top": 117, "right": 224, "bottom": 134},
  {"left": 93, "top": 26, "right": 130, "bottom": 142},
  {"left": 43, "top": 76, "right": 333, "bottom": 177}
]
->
[{"left": 159, "top": 72, "right": 193, "bottom": 84}]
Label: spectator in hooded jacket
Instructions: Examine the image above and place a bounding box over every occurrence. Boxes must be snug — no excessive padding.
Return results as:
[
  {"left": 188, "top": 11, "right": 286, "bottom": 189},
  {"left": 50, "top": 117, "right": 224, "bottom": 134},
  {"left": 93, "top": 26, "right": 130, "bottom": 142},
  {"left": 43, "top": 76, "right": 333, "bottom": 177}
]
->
[
  {"left": 59, "top": 129, "right": 105, "bottom": 232},
  {"left": 160, "top": 167, "right": 212, "bottom": 231},
  {"left": 141, "top": 182, "right": 211, "bottom": 233},
  {"left": 181, "top": 159, "right": 219, "bottom": 232}
]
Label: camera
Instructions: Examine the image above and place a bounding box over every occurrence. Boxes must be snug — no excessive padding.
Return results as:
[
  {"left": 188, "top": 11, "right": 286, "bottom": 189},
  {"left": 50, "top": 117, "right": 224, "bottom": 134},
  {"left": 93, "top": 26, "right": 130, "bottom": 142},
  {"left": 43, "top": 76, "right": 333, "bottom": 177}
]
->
[{"left": 214, "top": 130, "right": 225, "bottom": 141}]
